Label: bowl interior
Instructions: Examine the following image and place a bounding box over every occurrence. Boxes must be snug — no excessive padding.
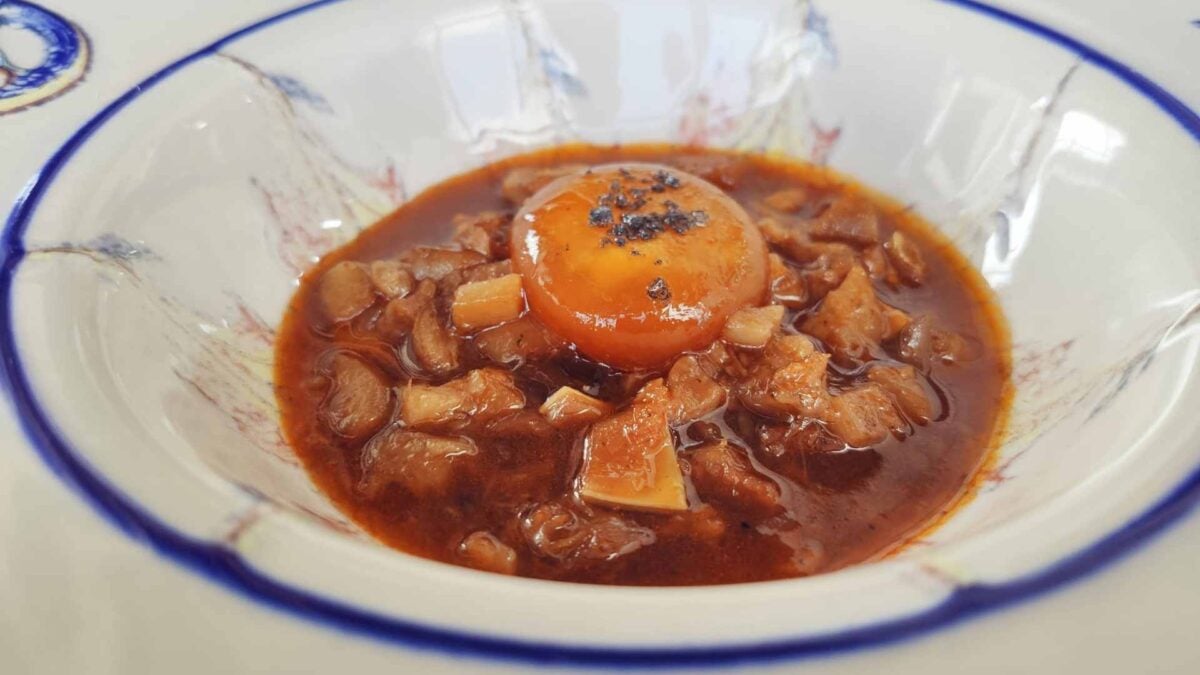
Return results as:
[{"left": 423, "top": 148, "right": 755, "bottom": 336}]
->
[{"left": 8, "top": 0, "right": 1199, "bottom": 648}]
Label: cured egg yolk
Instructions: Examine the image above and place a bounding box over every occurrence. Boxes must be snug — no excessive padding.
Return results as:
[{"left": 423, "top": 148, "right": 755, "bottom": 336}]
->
[{"left": 511, "top": 163, "right": 768, "bottom": 370}]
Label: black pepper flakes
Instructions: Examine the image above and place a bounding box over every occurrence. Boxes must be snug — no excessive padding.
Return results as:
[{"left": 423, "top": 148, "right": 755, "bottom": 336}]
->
[
  {"left": 647, "top": 277, "right": 671, "bottom": 301},
  {"left": 589, "top": 205, "right": 613, "bottom": 226},
  {"left": 585, "top": 167, "right": 707, "bottom": 250}
]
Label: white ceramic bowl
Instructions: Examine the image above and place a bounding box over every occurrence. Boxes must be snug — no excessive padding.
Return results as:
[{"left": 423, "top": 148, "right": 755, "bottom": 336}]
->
[{"left": 3, "top": 0, "right": 1198, "bottom": 667}]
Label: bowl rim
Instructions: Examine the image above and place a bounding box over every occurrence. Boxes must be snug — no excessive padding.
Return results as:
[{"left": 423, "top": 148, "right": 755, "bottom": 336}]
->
[{"left": 2, "top": 0, "right": 1198, "bottom": 667}]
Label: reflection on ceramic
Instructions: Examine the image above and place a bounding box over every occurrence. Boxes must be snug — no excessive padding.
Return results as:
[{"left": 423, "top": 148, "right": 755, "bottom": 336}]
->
[
  {"left": 0, "top": 0, "right": 90, "bottom": 114},
  {"left": 1, "top": 0, "right": 1198, "bottom": 667}
]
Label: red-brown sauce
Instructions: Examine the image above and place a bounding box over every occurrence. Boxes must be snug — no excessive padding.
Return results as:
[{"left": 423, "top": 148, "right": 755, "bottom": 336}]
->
[{"left": 275, "top": 144, "right": 1011, "bottom": 585}]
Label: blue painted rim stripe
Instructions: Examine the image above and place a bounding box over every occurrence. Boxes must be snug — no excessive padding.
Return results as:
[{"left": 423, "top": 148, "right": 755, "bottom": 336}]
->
[{"left": 2, "top": 0, "right": 1198, "bottom": 667}]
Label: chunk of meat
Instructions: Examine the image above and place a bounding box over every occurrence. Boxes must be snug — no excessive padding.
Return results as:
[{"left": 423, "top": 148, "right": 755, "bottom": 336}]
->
[
  {"left": 762, "top": 187, "right": 810, "bottom": 213},
  {"left": 686, "top": 440, "right": 781, "bottom": 517},
  {"left": 539, "top": 386, "right": 612, "bottom": 429},
  {"left": 658, "top": 505, "right": 727, "bottom": 541},
  {"left": 737, "top": 335, "right": 830, "bottom": 420},
  {"left": 825, "top": 383, "right": 906, "bottom": 447},
  {"left": 318, "top": 261, "right": 375, "bottom": 322},
  {"left": 400, "top": 368, "right": 525, "bottom": 430},
  {"left": 760, "top": 219, "right": 859, "bottom": 300},
  {"left": 695, "top": 339, "right": 746, "bottom": 381},
  {"left": 893, "top": 315, "right": 977, "bottom": 368},
  {"left": 368, "top": 260, "right": 414, "bottom": 299},
  {"left": 461, "top": 260, "right": 513, "bottom": 284},
  {"left": 759, "top": 421, "right": 845, "bottom": 457},
  {"left": 665, "top": 355, "right": 727, "bottom": 424},
  {"left": 520, "top": 501, "right": 655, "bottom": 561},
  {"left": 809, "top": 192, "right": 880, "bottom": 246},
  {"left": 867, "top": 364, "right": 934, "bottom": 423},
  {"left": 799, "top": 242, "right": 858, "bottom": 300},
  {"left": 454, "top": 224, "right": 491, "bottom": 257},
  {"left": 473, "top": 315, "right": 564, "bottom": 365},
  {"left": 376, "top": 279, "right": 436, "bottom": 341},
  {"left": 768, "top": 253, "right": 808, "bottom": 308},
  {"left": 400, "top": 246, "right": 489, "bottom": 281},
  {"left": 500, "top": 164, "right": 584, "bottom": 205},
  {"left": 884, "top": 231, "right": 927, "bottom": 285},
  {"left": 665, "top": 154, "right": 745, "bottom": 190},
  {"left": 802, "top": 266, "right": 909, "bottom": 363},
  {"left": 321, "top": 353, "right": 392, "bottom": 439},
  {"left": 482, "top": 409, "right": 557, "bottom": 440},
  {"left": 458, "top": 532, "right": 518, "bottom": 575},
  {"left": 411, "top": 307, "right": 460, "bottom": 375},
  {"left": 452, "top": 211, "right": 512, "bottom": 259},
  {"left": 766, "top": 339, "right": 831, "bottom": 418},
  {"left": 451, "top": 273, "right": 525, "bottom": 333},
  {"left": 861, "top": 245, "right": 898, "bottom": 285},
  {"left": 722, "top": 305, "right": 785, "bottom": 348},
  {"left": 358, "top": 427, "right": 476, "bottom": 499},
  {"left": 578, "top": 380, "right": 688, "bottom": 513}
]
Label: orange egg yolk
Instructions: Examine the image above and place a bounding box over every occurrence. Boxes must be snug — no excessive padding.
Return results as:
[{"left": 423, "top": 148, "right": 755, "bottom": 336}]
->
[{"left": 511, "top": 163, "right": 768, "bottom": 370}]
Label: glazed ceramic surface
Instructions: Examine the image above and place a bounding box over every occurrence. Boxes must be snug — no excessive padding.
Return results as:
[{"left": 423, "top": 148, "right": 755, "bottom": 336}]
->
[{"left": 1, "top": 0, "right": 1198, "bottom": 672}]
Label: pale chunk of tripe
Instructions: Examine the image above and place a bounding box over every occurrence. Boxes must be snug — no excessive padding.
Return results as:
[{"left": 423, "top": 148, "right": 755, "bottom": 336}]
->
[{"left": 577, "top": 379, "right": 687, "bottom": 512}]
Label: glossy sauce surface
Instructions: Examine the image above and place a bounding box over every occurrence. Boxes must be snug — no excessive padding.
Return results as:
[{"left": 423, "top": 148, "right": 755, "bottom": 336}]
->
[{"left": 275, "top": 144, "right": 1011, "bottom": 585}]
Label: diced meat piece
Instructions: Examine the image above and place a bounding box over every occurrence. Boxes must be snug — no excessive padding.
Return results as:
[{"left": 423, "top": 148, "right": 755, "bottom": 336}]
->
[
  {"left": 757, "top": 217, "right": 794, "bottom": 248},
  {"left": 461, "top": 260, "right": 513, "bottom": 284},
  {"left": 825, "top": 383, "right": 906, "bottom": 447},
  {"left": 321, "top": 353, "right": 392, "bottom": 439},
  {"left": 474, "top": 316, "right": 564, "bottom": 365},
  {"left": 454, "top": 224, "right": 491, "bottom": 256},
  {"left": 765, "top": 334, "right": 821, "bottom": 367},
  {"left": 768, "top": 253, "right": 808, "bottom": 307},
  {"left": 411, "top": 306, "right": 460, "bottom": 375},
  {"left": 759, "top": 421, "right": 845, "bottom": 457},
  {"left": 400, "top": 382, "right": 467, "bottom": 429},
  {"left": 696, "top": 339, "right": 742, "bottom": 380},
  {"left": 539, "top": 386, "right": 612, "bottom": 429},
  {"left": 802, "top": 266, "right": 909, "bottom": 363},
  {"left": 665, "top": 355, "right": 727, "bottom": 424},
  {"left": 658, "top": 505, "right": 727, "bottom": 540},
  {"left": 894, "top": 315, "right": 977, "bottom": 368},
  {"left": 376, "top": 279, "right": 436, "bottom": 340},
  {"left": 368, "top": 260, "right": 414, "bottom": 299},
  {"left": 884, "top": 231, "right": 927, "bottom": 285},
  {"left": 520, "top": 501, "right": 655, "bottom": 561},
  {"left": 458, "top": 531, "right": 518, "bottom": 575},
  {"left": 737, "top": 335, "right": 831, "bottom": 419},
  {"left": 483, "top": 409, "right": 557, "bottom": 439},
  {"left": 867, "top": 365, "right": 934, "bottom": 423},
  {"left": 400, "top": 246, "right": 489, "bottom": 281},
  {"left": 358, "top": 427, "right": 476, "bottom": 499},
  {"left": 318, "top": 261, "right": 375, "bottom": 322},
  {"left": 578, "top": 380, "right": 688, "bottom": 513},
  {"left": 500, "top": 165, "right": 584, "bottom": 205},
  {"left": 762, "top": 187, "right": 810, "bottom": 213},
  {"left": 400, "top": 368, "right": 525, "bottom": 430},
  {"left": 686, "top": 441, "right": 780, "bottom": 517},
  {"left": 451, "top": 273, "right": 525, "bottom": 333},
  {"left": 809, "top": 192, "right": 880, "bottom": 246},
  {"left": 760, "top": 218, "right": 857, "bottom": 300},
  {"left": 722, "top": 305, "right": 785, "bottom": 348},
  {"left": 666, "top": 155, "right": 745, "bottom": 190},
  {"left": 452, "top": 211, "right": 512, "bottom": 259},
  {"left": 861, "top": 245, "right": 898, "bottom": 285},
  {"left": 767, "top": 339, "right": 831, "bottom": 418}
]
